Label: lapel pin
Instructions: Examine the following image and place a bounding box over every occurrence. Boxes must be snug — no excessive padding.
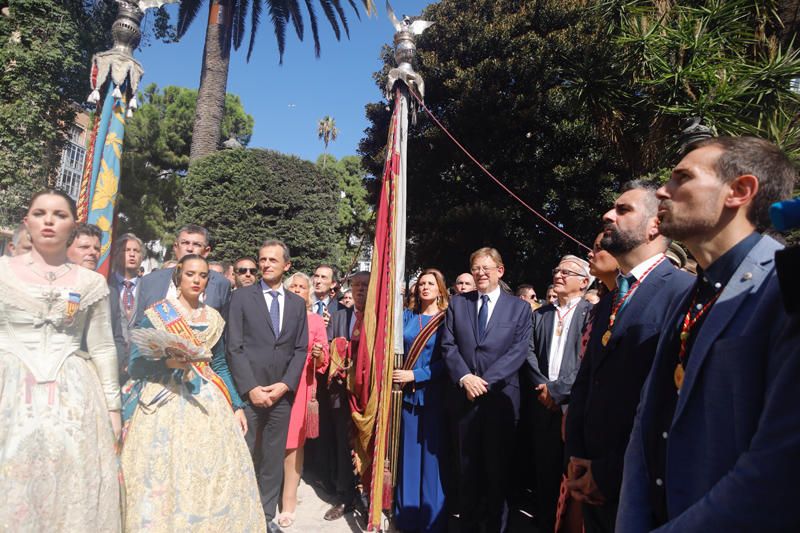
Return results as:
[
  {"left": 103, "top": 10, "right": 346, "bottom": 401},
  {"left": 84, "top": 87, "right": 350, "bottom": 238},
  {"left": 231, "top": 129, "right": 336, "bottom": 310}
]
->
[{"left": 741, "top": 272, "right": 753, "bottom": 281}]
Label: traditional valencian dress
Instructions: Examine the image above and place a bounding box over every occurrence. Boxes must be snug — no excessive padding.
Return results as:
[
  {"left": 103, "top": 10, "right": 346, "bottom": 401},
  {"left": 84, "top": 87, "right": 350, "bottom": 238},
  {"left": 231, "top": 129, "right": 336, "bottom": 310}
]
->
[
  {"left": 0, "top": 256, "right": 122, "bottom": 531},
  {"left": 120, "top": 297, "right": 265, "bottom": 532}
]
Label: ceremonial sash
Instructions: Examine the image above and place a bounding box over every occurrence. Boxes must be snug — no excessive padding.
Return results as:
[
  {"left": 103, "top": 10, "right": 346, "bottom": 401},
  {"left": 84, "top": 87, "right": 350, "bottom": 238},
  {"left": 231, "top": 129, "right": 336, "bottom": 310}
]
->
[
  {"left": 146, "top": 299, "right": 233, "bottom": 408},
  {"left": 402, "top": 311, "right": 444, "bottom": 372}
]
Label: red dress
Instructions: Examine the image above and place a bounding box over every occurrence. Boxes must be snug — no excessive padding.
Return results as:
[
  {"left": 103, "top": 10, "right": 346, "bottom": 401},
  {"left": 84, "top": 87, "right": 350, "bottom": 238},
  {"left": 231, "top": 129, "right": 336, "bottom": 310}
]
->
[{"left": 285, "top": 312, "right": 329, "bottom": 449}]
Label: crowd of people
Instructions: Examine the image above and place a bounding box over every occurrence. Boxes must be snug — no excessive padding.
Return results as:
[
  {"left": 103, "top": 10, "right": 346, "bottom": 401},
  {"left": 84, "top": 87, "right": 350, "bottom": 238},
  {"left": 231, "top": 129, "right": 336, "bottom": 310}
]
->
[{"left": 0, "top": 134, "right": 798, "bottom": 533}]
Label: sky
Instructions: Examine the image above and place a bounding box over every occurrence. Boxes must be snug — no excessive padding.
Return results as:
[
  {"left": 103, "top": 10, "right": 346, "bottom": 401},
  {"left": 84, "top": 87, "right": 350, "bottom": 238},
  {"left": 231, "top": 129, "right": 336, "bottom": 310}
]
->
[{"left": 135, "top": 0, "right": 433, "bottom": 163}]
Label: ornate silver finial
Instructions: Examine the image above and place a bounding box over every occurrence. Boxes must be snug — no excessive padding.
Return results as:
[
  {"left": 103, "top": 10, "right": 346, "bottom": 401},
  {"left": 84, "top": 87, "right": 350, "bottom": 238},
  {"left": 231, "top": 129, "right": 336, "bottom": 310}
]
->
[
  {"left": 385, "top": 1, "right": 432, "bottom": 102},
  {"left": 678, "top": 117, "right": 715, "bottom": 155}
]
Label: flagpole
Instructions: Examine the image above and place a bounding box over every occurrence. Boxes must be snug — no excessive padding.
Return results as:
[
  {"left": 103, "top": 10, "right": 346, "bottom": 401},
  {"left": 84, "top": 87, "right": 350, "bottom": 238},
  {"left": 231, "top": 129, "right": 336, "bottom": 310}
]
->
[{"left": 77, "top": 0, "right": 177, "bottom": 276}]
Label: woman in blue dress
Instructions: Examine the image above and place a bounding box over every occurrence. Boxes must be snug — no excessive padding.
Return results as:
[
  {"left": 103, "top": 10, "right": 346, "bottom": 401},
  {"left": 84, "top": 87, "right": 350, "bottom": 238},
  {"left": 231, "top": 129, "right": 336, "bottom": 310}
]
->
[{"left": 393, "top": 268, "right": 450, "bottom": 532}]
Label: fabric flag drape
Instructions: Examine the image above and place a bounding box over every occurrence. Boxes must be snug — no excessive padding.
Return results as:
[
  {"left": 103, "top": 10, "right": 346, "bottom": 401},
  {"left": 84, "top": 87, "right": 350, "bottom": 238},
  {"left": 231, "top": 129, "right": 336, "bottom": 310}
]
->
[
  {"left": 77, "top": 80, "right": 128, "bottom": 277},
  {"left": 349, "top": 84, "right": 408, "bottom": 530}
]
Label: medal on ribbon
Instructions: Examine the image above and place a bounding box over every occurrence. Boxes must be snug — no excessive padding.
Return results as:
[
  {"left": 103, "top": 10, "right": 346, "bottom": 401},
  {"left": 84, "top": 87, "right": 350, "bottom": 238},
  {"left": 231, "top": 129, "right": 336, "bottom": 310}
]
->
[{"left": 64, "top": 292, "right": 81, "bottom": 325}]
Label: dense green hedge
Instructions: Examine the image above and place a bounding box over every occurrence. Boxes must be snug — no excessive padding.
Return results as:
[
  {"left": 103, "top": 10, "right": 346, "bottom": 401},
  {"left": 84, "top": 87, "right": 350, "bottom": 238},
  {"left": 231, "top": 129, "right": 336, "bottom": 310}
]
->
[{"left": 177, "top": 148, "right": 338, "bottom": 273}]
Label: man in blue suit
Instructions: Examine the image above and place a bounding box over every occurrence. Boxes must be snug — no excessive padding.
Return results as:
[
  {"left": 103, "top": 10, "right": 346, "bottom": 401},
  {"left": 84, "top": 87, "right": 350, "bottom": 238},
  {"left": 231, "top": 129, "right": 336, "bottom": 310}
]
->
[
  {"left": 617, "top": 136, "right": 799, "bottom": 532},
  {"left": 565, "top": 182, "right": 694, "bottom": 533},
  {"left": 135, "top": 224, "right": 230, "bottom": 321},
  {"left": 441, "top": 247, "right": 532, "bottom": 533}
]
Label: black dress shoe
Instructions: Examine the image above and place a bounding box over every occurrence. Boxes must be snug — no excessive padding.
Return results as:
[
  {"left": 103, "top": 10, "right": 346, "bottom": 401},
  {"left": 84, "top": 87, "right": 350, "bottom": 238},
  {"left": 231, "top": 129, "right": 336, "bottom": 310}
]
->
[
  {"left": 267, "top": 521, "right": 283, "bottom": 533},
  {"left": 324, "top": 502, "right": 354, "bottom": 521}
]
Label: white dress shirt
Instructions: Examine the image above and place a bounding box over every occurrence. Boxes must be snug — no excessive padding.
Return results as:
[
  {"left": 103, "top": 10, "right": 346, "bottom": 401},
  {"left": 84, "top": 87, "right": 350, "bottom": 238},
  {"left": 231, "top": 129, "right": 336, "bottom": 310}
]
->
[
  {"left": 311, "top": 294, "right": 332, "bottom": 315},
  {"left": 547, "top": 296, "right": 583, "bottom": 381},
  {"left": 261, "top": 280, "right": 286, "bottom": 332},
  {"left": 476, "top": 285, "right": 502, "bottom": 323},
  {"left": 623, "top": 253, "right": 666, "bottom": 281}
]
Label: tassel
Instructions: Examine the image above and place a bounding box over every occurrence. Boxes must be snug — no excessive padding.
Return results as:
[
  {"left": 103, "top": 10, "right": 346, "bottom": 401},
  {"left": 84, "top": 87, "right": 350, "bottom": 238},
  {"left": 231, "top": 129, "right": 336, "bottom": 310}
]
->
[
  {"left": 87, "top": 89, "right": 101, "bottom": 104},
  {"left": 126, "top": 108, "right": 133, "bottom": 118},
  {"left": 112, "top": 85, "right": 122, "bottom": 99},
  {"left": 129, "top": 96, "right": 138, "bottom": 109},
  {"left": 306, "top": 396, "right": 319, "bottom": 439},
  {"left": 382, "top": 459, "right": 393, "bottom": 509}
]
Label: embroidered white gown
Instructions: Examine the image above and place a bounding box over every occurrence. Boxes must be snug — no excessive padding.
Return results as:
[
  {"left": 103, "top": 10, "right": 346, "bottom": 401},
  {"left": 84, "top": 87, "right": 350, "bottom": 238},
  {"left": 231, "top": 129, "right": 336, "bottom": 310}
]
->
[{"left": 0, "top": 257, "right": 122, "bottom": 532}]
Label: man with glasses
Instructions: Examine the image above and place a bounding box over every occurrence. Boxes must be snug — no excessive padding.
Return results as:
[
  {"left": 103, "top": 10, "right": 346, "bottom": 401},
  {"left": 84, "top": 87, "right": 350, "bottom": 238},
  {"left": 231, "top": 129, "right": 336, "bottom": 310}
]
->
[
  {"left": 135, "top": 224, "right": 231, "bottom": 321},
  {"left": 564, "top": 181, "right": 693, "bottom": 533},
  {"left": 442, "top": 247, "right": 532, "bottom": 533},
  {"left": 522, "top": 256, "right": 594, "bottom": 533},
  {"left": 233, "top": 256, "right": 259, "bottom": 289}
]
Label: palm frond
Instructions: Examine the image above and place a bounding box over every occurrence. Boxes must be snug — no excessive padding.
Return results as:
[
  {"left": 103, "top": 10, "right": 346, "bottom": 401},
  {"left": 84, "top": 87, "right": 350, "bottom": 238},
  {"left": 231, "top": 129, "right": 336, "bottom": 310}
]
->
[
  {"left": 177, "top": 0, "right": 205, "bottom": 38},
  {"left": 287, "top": 0, "right": 304, "bottom": 40},
  {"left": 268, "top": 0, "right": 289, "bottom": 62},
  {"left": 304, "top": 0, "right": 322, "bottom": 57},
  {"left": 332, "top": 0, "right": 350, "bottom": 39},
  {"left": 232, "top": 0, "right": 249, "bottom": 50},
  {"left": 318, "top": 0, "right": 342, "bottom": 41},
  {"left": 347, "top": 0, "right": 361, "bottom": 21},
  {"left": 247, "top": 0, "right": 265, "bottom": 61}
]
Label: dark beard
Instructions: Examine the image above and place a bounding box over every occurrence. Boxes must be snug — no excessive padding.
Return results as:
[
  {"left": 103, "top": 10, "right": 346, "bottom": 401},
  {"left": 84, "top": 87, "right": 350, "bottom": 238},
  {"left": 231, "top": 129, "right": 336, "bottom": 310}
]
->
[{"left": 600, "top": 224, "right": 646, "bottom": 255}]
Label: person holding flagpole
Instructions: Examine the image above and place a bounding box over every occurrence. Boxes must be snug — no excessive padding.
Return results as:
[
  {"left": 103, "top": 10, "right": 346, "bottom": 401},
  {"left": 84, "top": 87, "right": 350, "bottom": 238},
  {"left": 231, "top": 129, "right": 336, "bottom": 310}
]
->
[{"left": 393, "top": 268, "right": 450, "bottom": 533}]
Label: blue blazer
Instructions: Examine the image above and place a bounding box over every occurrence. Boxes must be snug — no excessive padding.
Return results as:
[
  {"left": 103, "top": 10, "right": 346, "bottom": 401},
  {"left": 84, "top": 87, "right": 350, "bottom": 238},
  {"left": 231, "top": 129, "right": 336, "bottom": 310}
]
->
[
  {"left": 565, "top": 260, "right": 694, "bottom": 500},
  {"left": 441, "top": 289, "right": 532, "bottom": 417},
  {"left": 618, "top": 235, "right": 800, "bottom": 532},
  {"left": 135, "top": 267, "right": 231, "bottom": 326}
]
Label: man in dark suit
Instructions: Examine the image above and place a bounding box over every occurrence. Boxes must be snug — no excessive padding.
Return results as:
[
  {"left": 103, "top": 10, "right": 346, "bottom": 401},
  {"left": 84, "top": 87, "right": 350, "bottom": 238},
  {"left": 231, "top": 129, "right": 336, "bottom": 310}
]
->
[
  {"left": 108, "top": 233, "right": 144, "bottom": 381},
  {"left": 135, "top": 224, "right": 230, "bottom": 321},
  {"left": 565, "top": 181, "right": 694, "bottom": 533},
  {"left": 441, "top": 247, "right": 532, "bottom": 533},
  {"left": 617, "top": 136, "right": 799, "bottom": 532},
  {"left": 318, "top": 271, "right": 369, "bottom": 521},
  {"left": 523, "top": 255, "right": 593, "bottom": 533},
  {"left": 226, "top": 239, "right": 308, "bottom": 532}
]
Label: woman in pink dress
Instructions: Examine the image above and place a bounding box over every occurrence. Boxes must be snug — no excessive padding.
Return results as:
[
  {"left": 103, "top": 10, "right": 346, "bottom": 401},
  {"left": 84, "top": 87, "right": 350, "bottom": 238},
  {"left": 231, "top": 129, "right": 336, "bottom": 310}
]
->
[{"left": 279, "top": 272, "right": 330, "bottom": 528}]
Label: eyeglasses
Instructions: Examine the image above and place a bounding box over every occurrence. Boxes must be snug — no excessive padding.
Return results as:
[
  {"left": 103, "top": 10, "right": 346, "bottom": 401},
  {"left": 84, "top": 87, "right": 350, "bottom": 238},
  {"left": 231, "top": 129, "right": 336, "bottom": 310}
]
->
[
  {"left": 179, "top": 239, "right": 206, "bottom": 248},
  {"left": 470, "top": 266, "right": 498, "bottom": 275},
  {"left": 236, "top": 268, "right": 258, "bottom": 275},
  {"left": 552, "top": 268, "right": 586, "bottom": 278}
]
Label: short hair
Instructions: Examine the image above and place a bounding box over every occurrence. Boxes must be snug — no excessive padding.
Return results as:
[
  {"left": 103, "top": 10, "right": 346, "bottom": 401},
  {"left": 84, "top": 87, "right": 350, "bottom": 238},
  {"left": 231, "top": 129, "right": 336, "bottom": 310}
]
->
[
  {"left": 284, "top": 272, "right": 312, "bottom": 308},
  {"left": 68, "top": 223, "right": 101, "bottom": 247},
  {"left": 28, "top": 188, "right": 77, "bottom": 220},
  {"left": 221, "top": 260, "right": 232, "bottom": 271},
  {"left": 621, "top": 179, "right": 660, "bottom": 219},
  {"left": 684, "top": 136, "right": 797, "bottom": 231},
  {"left": 234, "top": 256, "right": 257, "bottom": 267},
  {"left": 171, "top": 254, "right": 208, "bottom": 286},
  {"left": 11, "top": 223, "right": 27, "bottom": 246},
  {"left": 469, "top": 247, "right": 504, "bottom": 268},
  {"left": 259, "top": 239, "right": 291, "bottom": 263},
  {"left": 516, "top": 284, "right": 535, "bottom": 296},
  {"left": 208, "top": 260, "right": 223, "bottom": 267},
  {"left": 408, "top": 268, "right": 450, "bottom": 313},
  {"left": 315, "top": 264, "right": 338, "bottom": 280},
  {"left": 175, "top": 224, "right": 210, "bottom": 245}
]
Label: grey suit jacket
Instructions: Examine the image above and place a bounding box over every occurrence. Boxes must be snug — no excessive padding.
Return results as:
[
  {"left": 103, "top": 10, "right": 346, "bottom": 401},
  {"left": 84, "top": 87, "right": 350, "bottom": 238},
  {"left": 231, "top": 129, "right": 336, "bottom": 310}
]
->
[
  {"left": 524, "top": 298, "right": 593, "bottom": 405},
  {"left": 225, "top": 282, "right": 309, "bottom": 397},
  {"left": 134, "top": 267, "right": 231, "bottom": 326}
]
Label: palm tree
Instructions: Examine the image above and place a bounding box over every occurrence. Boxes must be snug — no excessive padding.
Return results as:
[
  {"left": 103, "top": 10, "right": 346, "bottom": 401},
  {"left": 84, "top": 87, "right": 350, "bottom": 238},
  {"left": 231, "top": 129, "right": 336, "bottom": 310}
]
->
[
  {"left": 177, "top": 0, "right": 375, "bottom": 163},
  {"left": 317, "top": 115, "right": 339, "bottom": 168}
]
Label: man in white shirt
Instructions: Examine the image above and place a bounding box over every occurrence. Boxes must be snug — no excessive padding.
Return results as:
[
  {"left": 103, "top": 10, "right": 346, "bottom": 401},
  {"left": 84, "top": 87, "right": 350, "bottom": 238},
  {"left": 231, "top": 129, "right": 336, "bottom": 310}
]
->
[
  {"left": 441, "top": 247, "right": 532, "bottom": 533},
  {"left": 311, "top": 264, "right": 340, "bottom": 329},
  {"left": 522, "top": 255, "right": 594, "bottom": 533}
]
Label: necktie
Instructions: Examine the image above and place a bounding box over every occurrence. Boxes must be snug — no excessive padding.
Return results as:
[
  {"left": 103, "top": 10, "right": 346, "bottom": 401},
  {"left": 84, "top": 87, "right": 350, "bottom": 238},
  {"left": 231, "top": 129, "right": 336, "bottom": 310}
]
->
[
  {"left": 617, "top": 274, "right": 632, "bottom": 302},
  {"left": 478, "top": 294, "right": 489, "bottom": 339},
  {"left": 268, "top": 290, "right": 281, "bottom": 336},
  {"left": 316, "top": 301, "right": 325, "bottom": 316},
  {"left": 122, "top": 280, "right": 135, "bottom": 319}
]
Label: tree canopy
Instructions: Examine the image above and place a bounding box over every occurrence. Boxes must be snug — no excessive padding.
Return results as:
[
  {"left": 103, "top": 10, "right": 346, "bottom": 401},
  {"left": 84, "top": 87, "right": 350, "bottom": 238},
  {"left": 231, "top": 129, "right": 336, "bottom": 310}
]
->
[
  {"left": 117, "top": 84, "right": 254, "bottom": 248},
  {"left": 0, "top": 0, "right": 114, "bottom": 225},
  {"left": 360, "top": 0, "right": 621, "bottom": 290},
  {"left": 177, "top": 148, "right": 338, "bottom": 272}
]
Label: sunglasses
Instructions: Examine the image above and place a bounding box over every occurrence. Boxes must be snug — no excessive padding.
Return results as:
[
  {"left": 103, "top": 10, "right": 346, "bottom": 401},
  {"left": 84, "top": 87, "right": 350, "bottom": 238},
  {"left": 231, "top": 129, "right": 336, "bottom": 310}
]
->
[{"left": 236, "top": 268, "right": 258, "bottom": 275}]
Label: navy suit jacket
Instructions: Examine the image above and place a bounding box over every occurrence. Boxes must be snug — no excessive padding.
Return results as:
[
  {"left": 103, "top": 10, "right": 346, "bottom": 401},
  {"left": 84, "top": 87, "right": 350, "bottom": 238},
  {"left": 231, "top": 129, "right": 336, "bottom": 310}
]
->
[
  {"left": 225, "top": 283, "right": 309, "bottom": 396},
  {"left": 565, "top": 260, "right": 694, "bottom": 501},
  {"left": 618, "top": 235, "right": 800, "bottom": 532},
  {"left": 524, "top": 298, "right": 593, "bottom": 405},
  {"left": 441, "top": 289, "right": 533, "bottom": 417},
  {"left": 134, "top": 267, "right": 231, "bottom": 325}
]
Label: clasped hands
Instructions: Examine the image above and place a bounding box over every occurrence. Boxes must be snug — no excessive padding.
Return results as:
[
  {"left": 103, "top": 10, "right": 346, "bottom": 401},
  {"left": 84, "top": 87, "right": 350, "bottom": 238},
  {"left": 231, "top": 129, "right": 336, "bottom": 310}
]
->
[
  {"left": 566, "top": 457, "right": 606, "bottom": 505},
  {"left": 248, "top": 382, "right": 289, "bottom": 408},
  {"left": 461, "top": 374, "right": 489, "bottom": 401}
]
